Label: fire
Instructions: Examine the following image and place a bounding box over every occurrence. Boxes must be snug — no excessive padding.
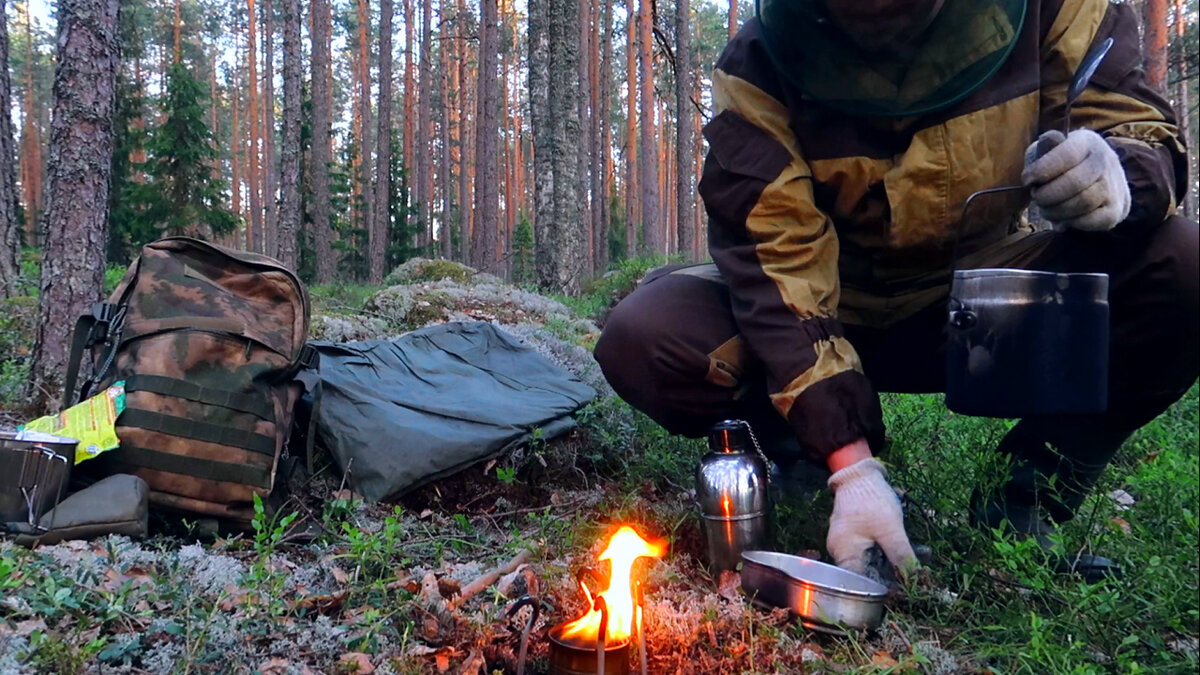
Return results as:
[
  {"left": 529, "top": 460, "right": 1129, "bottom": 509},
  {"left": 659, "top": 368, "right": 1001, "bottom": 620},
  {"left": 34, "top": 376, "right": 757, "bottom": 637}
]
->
[{"left": 559, "top": 526, "right": 666, "bottom": 646}]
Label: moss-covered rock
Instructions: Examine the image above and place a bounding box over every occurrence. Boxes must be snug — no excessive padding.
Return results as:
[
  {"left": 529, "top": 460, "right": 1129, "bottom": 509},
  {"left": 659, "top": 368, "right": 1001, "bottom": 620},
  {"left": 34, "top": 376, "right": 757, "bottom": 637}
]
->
[{"left": 383, "top": 258, "right": 476, "bottom": 286}]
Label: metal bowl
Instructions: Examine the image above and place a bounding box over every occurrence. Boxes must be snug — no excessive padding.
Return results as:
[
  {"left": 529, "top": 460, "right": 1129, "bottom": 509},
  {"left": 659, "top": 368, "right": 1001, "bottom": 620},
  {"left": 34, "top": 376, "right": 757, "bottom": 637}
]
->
[{"left": 740, "top": 551, "right": 888, "bottom": 633}]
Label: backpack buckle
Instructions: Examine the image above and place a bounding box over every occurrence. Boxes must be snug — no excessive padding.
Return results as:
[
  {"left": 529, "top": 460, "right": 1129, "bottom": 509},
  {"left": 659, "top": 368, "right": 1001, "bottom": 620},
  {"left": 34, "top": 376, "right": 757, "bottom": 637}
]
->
[{"left": 297, "top": 344, "right": 319, "bottom": 371}]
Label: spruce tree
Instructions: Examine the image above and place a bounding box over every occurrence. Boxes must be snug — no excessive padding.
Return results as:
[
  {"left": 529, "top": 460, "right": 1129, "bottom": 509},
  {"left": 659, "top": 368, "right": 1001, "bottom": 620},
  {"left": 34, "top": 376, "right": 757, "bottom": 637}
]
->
[{"left": 132, "top": 61, "right": 236, "bottom": 238}]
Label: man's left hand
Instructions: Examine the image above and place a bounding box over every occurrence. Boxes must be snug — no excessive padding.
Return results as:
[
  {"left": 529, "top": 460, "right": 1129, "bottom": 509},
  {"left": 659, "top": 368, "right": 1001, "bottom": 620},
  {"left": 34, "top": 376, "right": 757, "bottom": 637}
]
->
[{"left": 1022, "top": 129, "right": 1131, "bottom": 232}]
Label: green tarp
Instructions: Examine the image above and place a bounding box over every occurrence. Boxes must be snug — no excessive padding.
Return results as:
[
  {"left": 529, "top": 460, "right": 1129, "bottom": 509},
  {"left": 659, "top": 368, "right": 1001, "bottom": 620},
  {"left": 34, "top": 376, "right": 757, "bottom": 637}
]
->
[{"left": 308, "top": 322, "right": 596, "bottom": 501}]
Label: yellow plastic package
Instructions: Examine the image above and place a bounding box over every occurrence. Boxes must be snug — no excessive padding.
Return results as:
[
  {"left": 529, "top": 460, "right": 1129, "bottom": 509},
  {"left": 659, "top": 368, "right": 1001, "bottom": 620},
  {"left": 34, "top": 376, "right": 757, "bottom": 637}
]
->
[{"left": 20, "top": 381, "right": 126, "bottom": 464}]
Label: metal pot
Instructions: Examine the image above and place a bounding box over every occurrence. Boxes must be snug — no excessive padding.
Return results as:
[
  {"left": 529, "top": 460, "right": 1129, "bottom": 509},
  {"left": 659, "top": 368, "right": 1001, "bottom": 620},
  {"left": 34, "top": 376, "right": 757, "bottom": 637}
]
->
[
  {"left": 946, "top": 269, "right": 1109, "bottom": 417},
  {"left": 740, "top": 551, "right": 887, "bottom": 633}
]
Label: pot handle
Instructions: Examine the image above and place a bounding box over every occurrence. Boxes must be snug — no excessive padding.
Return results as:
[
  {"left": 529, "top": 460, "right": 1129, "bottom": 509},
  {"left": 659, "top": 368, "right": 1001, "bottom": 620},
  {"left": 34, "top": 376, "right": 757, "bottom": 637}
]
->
[{"left": 947, "top": 297, "right": 977, "bottom": 331}]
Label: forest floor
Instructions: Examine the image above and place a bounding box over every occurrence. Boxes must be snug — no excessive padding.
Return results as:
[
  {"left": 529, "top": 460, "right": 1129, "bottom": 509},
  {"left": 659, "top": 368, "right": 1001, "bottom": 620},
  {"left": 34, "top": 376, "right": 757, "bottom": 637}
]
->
[{"left": 1, "top": 258, "right": 1197, "bottom": 674}]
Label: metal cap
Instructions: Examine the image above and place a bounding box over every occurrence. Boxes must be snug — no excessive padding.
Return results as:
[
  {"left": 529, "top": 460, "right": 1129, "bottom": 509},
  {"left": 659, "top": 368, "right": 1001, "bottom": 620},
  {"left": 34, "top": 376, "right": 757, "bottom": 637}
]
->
[{"left": 708, "top": 420, "right": 752, "bottom": 454}]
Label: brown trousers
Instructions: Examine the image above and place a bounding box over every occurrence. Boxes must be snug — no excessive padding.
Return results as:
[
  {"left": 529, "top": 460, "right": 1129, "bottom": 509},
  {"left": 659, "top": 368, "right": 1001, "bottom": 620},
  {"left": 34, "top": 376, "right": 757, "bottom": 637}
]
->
[{"left": 596, "top": 217, "right": 1198, "bottom": 518}]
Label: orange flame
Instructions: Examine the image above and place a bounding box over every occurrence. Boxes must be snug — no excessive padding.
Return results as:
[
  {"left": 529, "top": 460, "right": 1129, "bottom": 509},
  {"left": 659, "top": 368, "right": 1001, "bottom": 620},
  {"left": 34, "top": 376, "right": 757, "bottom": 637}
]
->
[{"left": 559, "top": 526, "right": 666, "bottom": 646}]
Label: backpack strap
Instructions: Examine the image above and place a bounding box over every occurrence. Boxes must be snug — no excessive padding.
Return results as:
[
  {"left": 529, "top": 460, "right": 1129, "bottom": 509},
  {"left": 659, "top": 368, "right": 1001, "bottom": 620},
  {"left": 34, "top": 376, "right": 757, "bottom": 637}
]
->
[
  {"left": 62, "top": 302, "right": 123, "bottom": 409},
  {"left": 293, "top": 345, "right": 322, "bottom": 473}
]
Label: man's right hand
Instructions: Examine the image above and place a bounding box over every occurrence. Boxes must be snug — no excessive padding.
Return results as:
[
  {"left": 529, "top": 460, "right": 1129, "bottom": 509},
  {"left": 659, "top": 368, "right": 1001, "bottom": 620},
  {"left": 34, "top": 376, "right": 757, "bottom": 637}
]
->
[{"left": 825, "top": 455, "right": 918, "bottom": 575}]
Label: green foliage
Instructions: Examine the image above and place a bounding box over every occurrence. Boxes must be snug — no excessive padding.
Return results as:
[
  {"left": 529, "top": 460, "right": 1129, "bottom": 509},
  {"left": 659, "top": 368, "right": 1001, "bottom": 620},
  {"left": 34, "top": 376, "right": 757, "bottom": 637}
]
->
[
  {"left": 559, "top": 255, "right": 668, "bottom": 320},
  {"left": 126, "top": 62, "right": 237, "bottom": 242},
  {"left": 511, "top": 216, "right": 535, "bottom": 285}
]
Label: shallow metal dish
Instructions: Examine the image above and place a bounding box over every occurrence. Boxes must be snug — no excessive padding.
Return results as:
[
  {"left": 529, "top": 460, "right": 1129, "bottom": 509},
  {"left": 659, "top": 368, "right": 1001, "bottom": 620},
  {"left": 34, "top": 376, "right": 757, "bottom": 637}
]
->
[{"left": 740, "top": 550, "right": 887, "bottom": 633}]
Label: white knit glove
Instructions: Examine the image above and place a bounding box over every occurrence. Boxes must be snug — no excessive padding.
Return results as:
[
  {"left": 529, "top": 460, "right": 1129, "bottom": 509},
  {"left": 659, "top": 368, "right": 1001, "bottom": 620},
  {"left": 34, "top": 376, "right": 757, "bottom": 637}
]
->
[
  {"left": 826, "top": 459, "right": 918, "bottom": 575},
  {"left": 1021, "top": 129, "right": 1131, "bottom": 232}
]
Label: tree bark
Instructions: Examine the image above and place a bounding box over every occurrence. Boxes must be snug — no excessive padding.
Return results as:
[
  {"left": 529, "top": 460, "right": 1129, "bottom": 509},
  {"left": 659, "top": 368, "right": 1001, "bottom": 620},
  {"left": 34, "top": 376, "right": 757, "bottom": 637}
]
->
[
  {"left": 638, "top": 0, "right": 659, "bottom": 254},
  {"left": 232, "top": 68, "right": 242, "bottom": 223},
  {"left": 577, "top": 0, "right": 592, "bottom": 270},
  {"left": 624, "top": 0, "right": 638, "bottom": 257},
  {"left": 0, "top": 0, "right": 21, "bottom": 298},
  {"left": 262, "top": 0, "right": 278, "bottom": 257},
  {"left": 276, "top": 0, "right": 301, "bottom": 270},
  {"left": 28, "top": 0, "right": 120, "bottom": 411},
  {"left": 472, "top": 0, "right": 499, "bottom": 272},
  {"left": 728, "top": 0, "right": 737, "bottom": 39},
  {"left": 674, "top": 0, "right": 693, "bottom": 261},
  {"left": 1172, "top": 0, "right": 1195, "bottom": 220},
  {"left": 1143, "top": 0, "right": 1168, "bottom": 92},
  {"left": 369, "top": 0, "right": 393, "bottom": 282}
]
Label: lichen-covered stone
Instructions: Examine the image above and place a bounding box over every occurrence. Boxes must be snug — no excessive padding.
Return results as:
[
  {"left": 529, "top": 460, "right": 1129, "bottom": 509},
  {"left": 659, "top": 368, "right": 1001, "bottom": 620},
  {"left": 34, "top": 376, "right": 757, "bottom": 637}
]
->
[
  {"left": 310, "top": 314, "right": 391, "bottom": 342},
  {"left": 363, "top": 285, "right": 416, "bottom": 326}
]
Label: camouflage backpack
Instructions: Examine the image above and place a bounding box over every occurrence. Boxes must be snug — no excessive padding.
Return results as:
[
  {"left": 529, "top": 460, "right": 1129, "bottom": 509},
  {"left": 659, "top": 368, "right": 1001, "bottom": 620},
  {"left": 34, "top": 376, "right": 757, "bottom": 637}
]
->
[{"left": 63, "top": 237, "right": 318, "bottom": 526}]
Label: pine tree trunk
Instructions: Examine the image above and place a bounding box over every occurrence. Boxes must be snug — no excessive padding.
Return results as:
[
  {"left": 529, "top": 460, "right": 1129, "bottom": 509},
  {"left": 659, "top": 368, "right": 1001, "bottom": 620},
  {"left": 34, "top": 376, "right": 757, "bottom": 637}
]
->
[
  {"left": 529, "top": 0, "right": 551, "bottom": 284},
  {"left": 501, "top": 45, "right": 513, "bottom": 269},
  {"left": 173, "top": 0, "right": 181, "bottom": 62},
  {"left": 232, "top": 70, "right": 242, "bottom": 223},
  {"left": 276, "top": 0, "right": 301, "bottom": 270},
  {"left": 1173, "top": 0, "right": 1196, "bottom": 220},
  {"left": 455, "top": 0, "right": 469, "bottom": 261},
  {"left": 533, "top": 0, "right": 584, "bottom": 291},
  {"left": 1143, "top": 0, "right": 1168, "bottom": 91},
  {"left": 308, "top": 0, "right": 334, "bottom": 281},
  {"left": 438, "top": 0, "right": 453, "bottom": 259},
  {"left": 262, "top": 0, "right": 279, "bottom": 257},
  {"left": 19, "top": 3, "right": 42, "bottom": 243},
  {"left": 472, "top": 0, "right": 499, "bottom": 272},
  {"left": 728, "top": 0, "right": 737, "bottom": 39},
  {"left": 28, "top": 0, "right": 119, "bottom": 411},
  {"left": 674, "top": 0, "right": 693, "bottom": 261},
  {"left": 356, "top": 0, "right": 373, "bottom": 269},
  {"left": 403, "top": 0, "right": 415, "bottom": 240},
  {"left": 587, "top": 0, "right": 603, "bottom": 272},
  {"left": 416, "top": 0, "right": 432, "bottom": 250},
  {"left": 246, "top": 0, "right": 263, "bottom": 252},
  {"left": 577, "top": 0, "right": 593, "bottom": 270},
  {"left": 624, "top": 0, "right": 638, "bottom": 257},
  {"left": 369, "top": 0, "right": 393, "bottom": 282},
  {"left": 597, "top": 0, "right": 612, "bottom": 270},
  {"left": 638, "top": 0, "right": 659, "bottom": 254},
  {"left": 0, "top": 0, "right": 20, "bottom": 298}
]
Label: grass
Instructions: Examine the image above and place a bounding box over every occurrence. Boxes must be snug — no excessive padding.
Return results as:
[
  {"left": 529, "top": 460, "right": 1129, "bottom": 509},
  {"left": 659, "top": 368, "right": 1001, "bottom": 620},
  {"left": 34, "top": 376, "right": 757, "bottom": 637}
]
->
[{"left": 2, "top": 262, "right": 1195, "bottom": 673}]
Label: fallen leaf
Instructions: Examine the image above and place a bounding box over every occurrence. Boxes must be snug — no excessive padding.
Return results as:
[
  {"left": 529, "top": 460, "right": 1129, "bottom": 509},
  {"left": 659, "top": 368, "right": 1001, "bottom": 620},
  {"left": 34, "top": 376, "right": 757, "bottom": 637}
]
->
[
  {"left": 1108, "top": 489, "right": 1135, "bottom": 511},
  {"left": 14, "top": 619, "right": 46, "bottom": 637},
  {"left": 331, "top": 566, "right": 351, "bottom": 585},
  {"left": 457, "top": 650, "right": 485, "bottom": 675},
  {"left": 437, "top": 577, "right": 462, "bottom": 598},
  {"left": 259, "top": 657, "right": 291, "bottom": 675},
  {"left": 405, "top": 644, "right": 438, "bottom": 657},
  {"left": 436, "top": 650, "right": 451, "bottom": 672},
  {"left": 1110, "top": 517, "right": 1132, "bottom": 535},
  {"left": 338, "top": 652, "right": 375, "bottom": 674},
  {"left": 871, "top": 650, "right": 899, "bottom": 667},
  {"left": 483, "top": 458, "right": 497, "bottom": 474}
]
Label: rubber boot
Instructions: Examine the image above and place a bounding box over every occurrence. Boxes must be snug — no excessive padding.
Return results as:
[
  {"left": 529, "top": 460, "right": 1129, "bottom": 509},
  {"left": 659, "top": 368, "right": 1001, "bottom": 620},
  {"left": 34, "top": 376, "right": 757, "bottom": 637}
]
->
[{"left": 972, "top": 416, "right": 1132, "bottom": 582}]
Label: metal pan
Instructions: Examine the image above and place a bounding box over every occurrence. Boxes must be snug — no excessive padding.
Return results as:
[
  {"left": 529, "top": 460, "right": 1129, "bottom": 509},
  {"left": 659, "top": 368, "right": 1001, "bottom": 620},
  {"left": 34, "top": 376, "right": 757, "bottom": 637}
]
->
[{"left": 740, "top": 551, "right": 887, "bottom": 634}]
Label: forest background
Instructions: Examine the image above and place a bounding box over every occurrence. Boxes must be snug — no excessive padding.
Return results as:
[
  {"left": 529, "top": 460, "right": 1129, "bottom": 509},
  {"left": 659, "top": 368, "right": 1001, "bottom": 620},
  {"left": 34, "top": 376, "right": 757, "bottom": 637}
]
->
[{"left": 0, "top": 0, "right": 1196, "bottom": 408}]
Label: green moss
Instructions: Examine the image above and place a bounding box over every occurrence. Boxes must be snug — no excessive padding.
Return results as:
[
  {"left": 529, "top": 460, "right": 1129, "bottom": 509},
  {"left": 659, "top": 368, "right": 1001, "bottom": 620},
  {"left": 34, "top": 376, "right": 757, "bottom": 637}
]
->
[{"left": 384, "top": 258, "right": 475, "bottom": 285}]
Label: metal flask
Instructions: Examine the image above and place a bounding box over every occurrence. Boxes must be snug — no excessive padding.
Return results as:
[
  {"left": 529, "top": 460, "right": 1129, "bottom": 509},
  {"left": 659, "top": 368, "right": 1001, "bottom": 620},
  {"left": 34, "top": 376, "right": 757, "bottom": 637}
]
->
[
  {"left": 696, "top": 420, "right": 771, "bottom": 574},
  {"left": 946, "top": 269, "right": 1110, "bottom": 417}
]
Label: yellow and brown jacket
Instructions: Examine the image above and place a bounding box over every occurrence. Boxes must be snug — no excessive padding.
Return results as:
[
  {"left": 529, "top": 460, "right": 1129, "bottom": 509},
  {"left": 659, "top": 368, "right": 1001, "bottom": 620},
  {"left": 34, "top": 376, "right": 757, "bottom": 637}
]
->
[{"left": 699, "top": 0, "right": 1187, "bottom": 459}]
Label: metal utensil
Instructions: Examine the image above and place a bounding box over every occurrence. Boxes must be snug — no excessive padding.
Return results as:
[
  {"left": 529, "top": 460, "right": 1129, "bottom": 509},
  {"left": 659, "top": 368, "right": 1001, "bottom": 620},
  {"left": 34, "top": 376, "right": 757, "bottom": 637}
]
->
[
  {"left": 0, "top": 431, "right": 75, "bottom": 532},
  {"left": 958, "top": 36, "right": 1117, "bottom": 220},
  {"left": 740, "top": 551, "right": 888, "bottom": 634}
]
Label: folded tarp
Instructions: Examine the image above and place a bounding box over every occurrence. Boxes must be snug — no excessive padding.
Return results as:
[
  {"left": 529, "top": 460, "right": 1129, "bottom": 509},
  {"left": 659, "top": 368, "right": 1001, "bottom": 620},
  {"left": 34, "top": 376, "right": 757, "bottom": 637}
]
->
[{"left": 308, "top": 322, "right": 596, "bottom": 501}]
